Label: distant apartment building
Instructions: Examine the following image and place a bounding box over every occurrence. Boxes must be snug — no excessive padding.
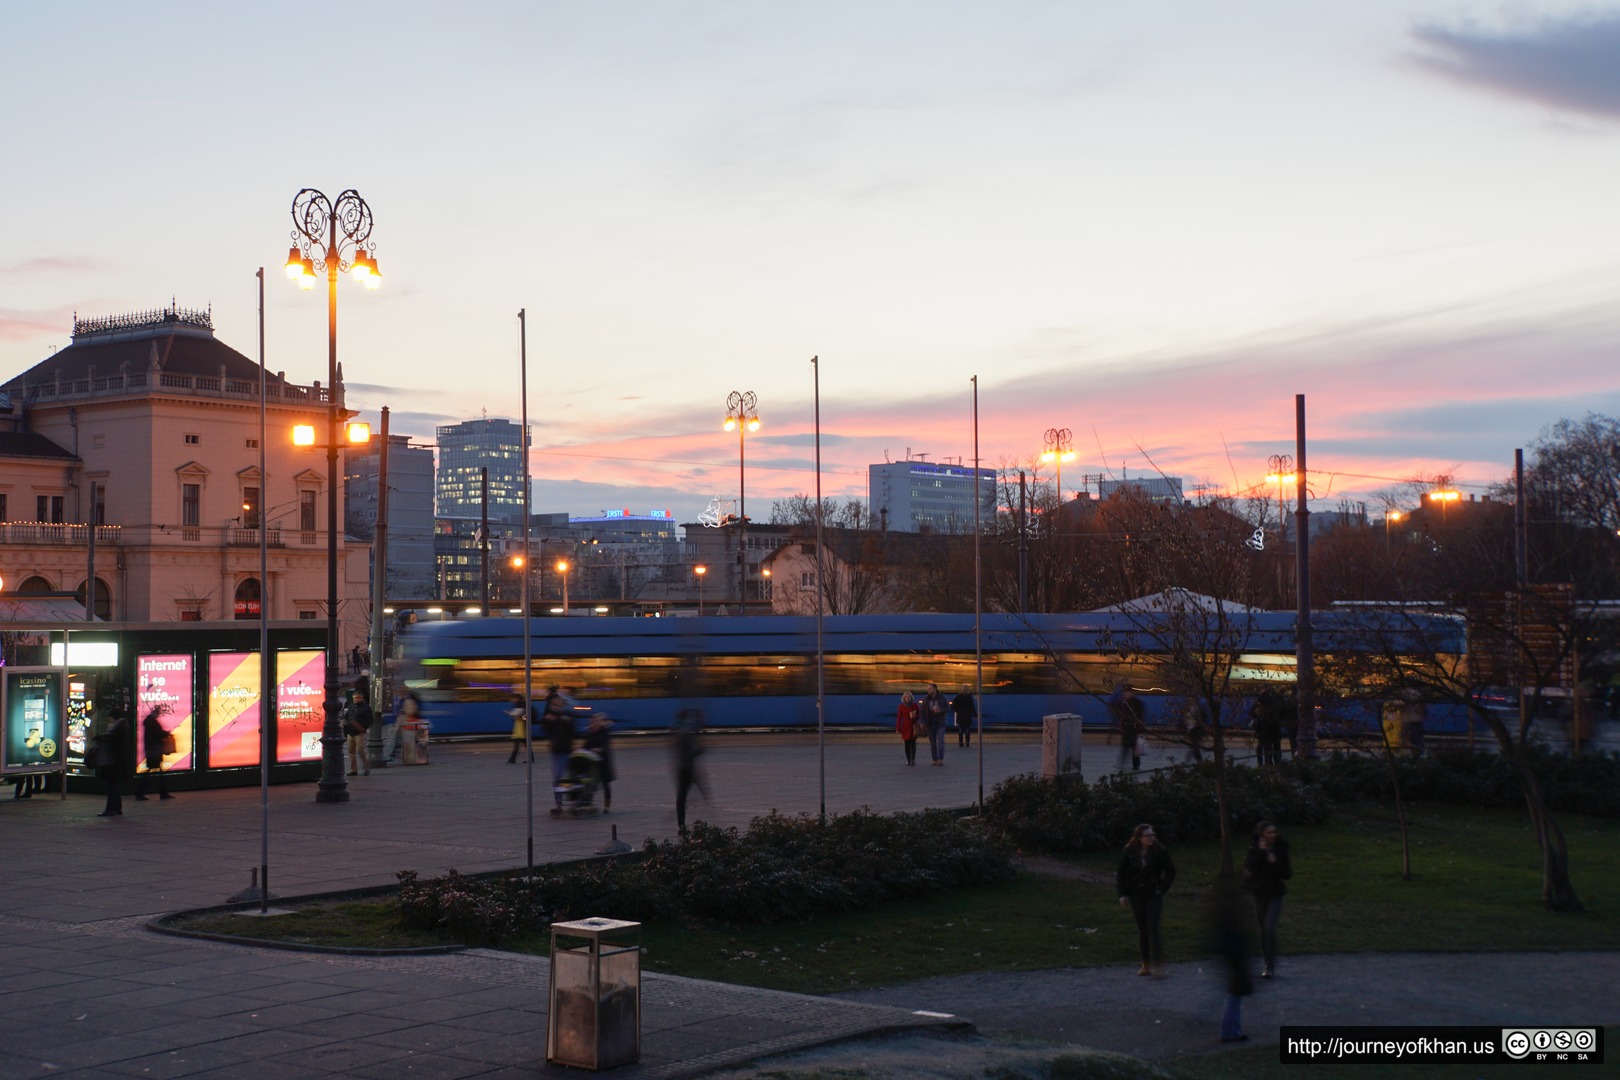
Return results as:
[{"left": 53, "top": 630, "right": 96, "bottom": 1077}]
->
[
  {"left": 868, "top": 460, "right": 996, "bottom": 533},
  {"left": 1099, "top": 475, "right": 1184, "bottom": 505},
  {"left": 345, "top": 433, "right": 436, "bottom": 600},
  {"left": 434, "top": 417, "right": 529, "bottom": 523}
]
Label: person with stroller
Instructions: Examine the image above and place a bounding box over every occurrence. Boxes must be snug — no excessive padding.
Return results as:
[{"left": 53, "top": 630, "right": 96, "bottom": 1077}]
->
[
  {"left": 582, "top": 713, "right": 616, "bottom": 812},
  {"left": 541, "top": 686, "right": 576, "bottom": 816}
]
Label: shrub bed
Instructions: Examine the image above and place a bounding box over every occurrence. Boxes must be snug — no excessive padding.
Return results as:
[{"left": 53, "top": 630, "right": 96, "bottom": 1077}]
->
[
  {"left": 396, "top": 808, "right": 1014, "bottom": 945},
  {"left": 985, "top": 748, "right": 1620, "bottom": 857}
]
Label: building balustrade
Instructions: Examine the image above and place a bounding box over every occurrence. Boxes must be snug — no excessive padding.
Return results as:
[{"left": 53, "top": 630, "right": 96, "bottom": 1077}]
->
[{"left": 0, "top": 522, "right": 122, "bottom": 545}]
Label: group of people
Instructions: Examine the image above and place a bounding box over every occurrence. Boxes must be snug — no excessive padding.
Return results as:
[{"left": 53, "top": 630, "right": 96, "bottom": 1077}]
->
[
  {"left": 894, "top": 683, "right": 977, "bottom": 766},
  {"left": 89, "top": 701, "right": 178, "bottom": 816},
  {"left": 1116, "top": 819, "right": 1292, "bottom": 1044},
  {"left": 506, "top": 688, "right": 618, "bottom": 817}
]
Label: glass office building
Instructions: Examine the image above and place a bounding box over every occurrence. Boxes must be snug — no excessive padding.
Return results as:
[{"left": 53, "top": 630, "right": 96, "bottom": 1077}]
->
[{"left": 435, "top": 418, "right": 529, "bottom": 525}]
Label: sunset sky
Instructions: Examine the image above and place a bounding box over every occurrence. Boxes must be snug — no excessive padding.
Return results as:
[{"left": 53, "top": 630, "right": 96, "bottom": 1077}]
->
[{"left": 5, "top": 2, "right": 1620, "bottom": 525}]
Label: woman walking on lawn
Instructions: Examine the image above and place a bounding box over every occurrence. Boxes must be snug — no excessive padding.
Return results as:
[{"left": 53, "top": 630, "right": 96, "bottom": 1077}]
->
[
  {"left": 895, "top": 691, "right": 920, "bottom": 766},
  {"left": 1117, "top": 823, "right": 1176, "bottom": 975},
  {"left": 1243, "top": 820, "right": 1292, "bottom": 978}
]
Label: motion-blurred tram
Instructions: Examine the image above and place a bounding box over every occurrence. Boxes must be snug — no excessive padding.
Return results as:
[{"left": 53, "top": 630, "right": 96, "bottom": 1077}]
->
[{"left": 398, "top": 611, "right": 1468, "bottom": 736}]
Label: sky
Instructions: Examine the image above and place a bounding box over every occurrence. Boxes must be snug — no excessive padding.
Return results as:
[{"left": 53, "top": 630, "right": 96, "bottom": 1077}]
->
[{"left": 5, "top": 1, "right": 1620, "bottom": 525}]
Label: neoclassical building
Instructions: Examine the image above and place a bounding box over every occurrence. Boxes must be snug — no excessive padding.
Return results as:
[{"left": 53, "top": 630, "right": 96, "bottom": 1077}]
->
[{"left": 0, "top": 304, "right": 370, "bottom": 645}]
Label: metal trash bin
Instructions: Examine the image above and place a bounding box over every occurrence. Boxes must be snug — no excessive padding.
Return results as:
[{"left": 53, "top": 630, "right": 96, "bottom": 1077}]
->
[
  {"left": 547, "top": 917, "right": 641, "bottom": 1070},
  {"left": 1042, "top": 713, "right": 1084, "bottom": 780}
]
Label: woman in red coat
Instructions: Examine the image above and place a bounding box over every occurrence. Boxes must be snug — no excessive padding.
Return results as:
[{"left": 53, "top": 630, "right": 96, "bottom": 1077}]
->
[{"left": 895, "top": 691, "right": 921, "bottom": 766}]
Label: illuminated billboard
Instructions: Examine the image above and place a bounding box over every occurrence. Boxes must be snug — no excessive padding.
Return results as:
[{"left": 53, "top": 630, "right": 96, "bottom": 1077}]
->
[
  {"left": 207, "top": 652, "right": 261, "bottom": 768},
  {"left": 4, "top": 669, "right": 64, "bottom": 771},
  {"left": 275, "top": 650, "right": 326, "bottom": 762},
  {"left": 136, "top": 654, "right": 195, "bottom": 772}
]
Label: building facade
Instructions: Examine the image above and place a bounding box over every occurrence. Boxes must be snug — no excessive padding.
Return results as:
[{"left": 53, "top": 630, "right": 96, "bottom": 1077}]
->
[
  {"left": 868, "top": 460, "right": 996, "bottom": 533},
  {"left": 434, "top": 417, "right": 528, "bottom": 524},
  {"left": 0, "top": 305, "right": 370, "bottom": 645}
]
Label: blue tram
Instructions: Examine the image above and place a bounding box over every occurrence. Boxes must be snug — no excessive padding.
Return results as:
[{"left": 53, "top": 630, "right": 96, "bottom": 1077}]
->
[{"left": 398, "top": 610, "right": 1467, "bottom": 736}]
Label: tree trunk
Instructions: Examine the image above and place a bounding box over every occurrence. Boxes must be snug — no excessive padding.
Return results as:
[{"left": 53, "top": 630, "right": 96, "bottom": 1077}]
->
[{"left": 1475, "top": 704, "right": 1583, "bottom": 912}]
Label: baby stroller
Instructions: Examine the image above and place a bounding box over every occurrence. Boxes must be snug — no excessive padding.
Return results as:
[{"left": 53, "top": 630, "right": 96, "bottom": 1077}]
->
[{"left": 554, "top": 746, "right": 603, "bottom": 814}]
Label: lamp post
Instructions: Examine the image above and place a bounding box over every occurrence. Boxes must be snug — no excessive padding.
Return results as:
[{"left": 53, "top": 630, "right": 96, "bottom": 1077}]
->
[
  {"left": 694, "top": 564, "right": 707, "bottom": 615},
  {"left": 1384, "top": 509, "right": 1404, "bottom": 549},
  {"left": 556, "top": 558, "right": 570, "bottom": 616},
  {"left": 285, "top": 187, "right": 380, "bottom": 805},
  {"left": 1040, "top": 427, "right": 1075, "bottom": 510},
  {"left": 723, "top": 390, "right": 759, "bottom": 613}
]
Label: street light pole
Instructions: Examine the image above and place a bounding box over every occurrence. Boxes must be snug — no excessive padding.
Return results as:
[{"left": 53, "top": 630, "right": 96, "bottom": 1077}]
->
[
  {"left": 557, "top": 559, "right": 570, "bottom": 616},
  {"left": 1040, "top": 427, "right": 1075, "bottom": 512},
  {"left": 694, "top": 564, "right": 707, "bottom": 616},
  {"left": 723, "top": 390, "right": 759, "bottom": 614},
  {"left": 287, "top": 188, "right": 379, "bottom": 805}
]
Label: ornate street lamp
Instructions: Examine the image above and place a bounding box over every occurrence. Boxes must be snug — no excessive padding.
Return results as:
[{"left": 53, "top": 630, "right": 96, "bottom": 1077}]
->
[
  {"left": 1040, "top": 426, "right": 1075, "bottom": 507},
  {"left": 285, "top": 188, "right": 379, "bottom": 805},
  {"left": 1266, "top": 453, "right": 1297, "bottom": 546},
  {"left": 723, "top": 390, "right": 760, "bottom": 614}
]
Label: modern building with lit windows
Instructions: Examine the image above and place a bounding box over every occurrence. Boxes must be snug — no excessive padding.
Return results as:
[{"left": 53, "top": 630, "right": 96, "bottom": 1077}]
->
[
  {"left": 434, "top": 417, "right": 529, "bottom": 524},
  {"left": 868, "top": 459, "right": 996, "bottom": 533}
]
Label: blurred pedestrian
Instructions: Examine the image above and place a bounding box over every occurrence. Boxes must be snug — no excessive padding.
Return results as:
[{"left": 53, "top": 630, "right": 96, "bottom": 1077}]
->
[
  {"left": 895, "top": 691, "right": 920, "bottom": 766},
  {"left": 133, "top": 703, "right": 174, "bottom": 801},
  {"left": 1182, "top": 697, "right": 1208, "bottom": 764},
  {"left": 1206, "top": 877, "right": 1253, "bottom": 1043},
  {"left": 505, "top": 693, "right": 532, "bottom": 763},
  {"left": 951, "top": 684, "right": 977, "bottom": 748},
  {"left": 396, "top": 691, "right": 423, "bottom": 766},
  {"left": 1116, "top": 823, "right": 1176, "bottom": 975},
  {"left": 1243, "top": 820, "right": 1292, "bottom": 979},
  {"left": 920, "top": 682, "right": 948, "bottom": 765},
  {"left": 542, "top": 686, "right": 576, "bottom": 815},
  {"left": 1110, "top": 683, "right": 1144, "bottom": 771},
  {"left": 1250, "top": 689, "right": 1284, "bottom": 765},
  {"left": 93, "top": 707, "right": 135, "bottom": 818},
  {"left": 672, "top": 707, "right": 709, "bottom": 832},
  {"left": 583, "top": 713, "right": 617, "bottom": 812}
]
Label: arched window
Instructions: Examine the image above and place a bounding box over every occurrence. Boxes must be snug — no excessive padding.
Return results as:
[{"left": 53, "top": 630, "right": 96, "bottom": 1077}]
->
[
  {"left": 74, "top": 577, "right": 113, "bottom": 620},
  {"left": 234, "top": 577, "right": 262, "bottom": 620},
  {"left": 18, "top": 576, "right": 53, "bottom": 594}
]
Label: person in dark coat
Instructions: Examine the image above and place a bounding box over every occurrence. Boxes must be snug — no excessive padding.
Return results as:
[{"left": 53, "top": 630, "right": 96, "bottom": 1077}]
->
[
  {"left": 1243, "top": 820, "right": 1293, "bottom": 978},
  {"left": 1116, "top": 823, "right": 1176, "bottom": 974},
  {"left": 583, "top": 713, "right": 617, "bottom": 812},
  {"left": 1249, "top": 690, "right": 1284, "bottom": 765},
  {"left": 1206, "top": 877, "right": 1254, "bottom": 1043},
  {"left": 920, "top": 683, "right": 949, "bottom": 765},
  {"left": 95, "top": 708, "right": 136, "bottom": 817},
  {"left": 541, "top": 687, "right": 576, "bottom": 815},
  {"left": 1109, "top": 684, "right": 1145, "bottom": 771},
  {"left": 133, "top": 704, "right": 174, "bottom": 801},
  {"left": 672, "top": 707, "right": 708, "bottom": 832},
  {"left": 951, "top": 685, "right": 977, "bottom": 748}
]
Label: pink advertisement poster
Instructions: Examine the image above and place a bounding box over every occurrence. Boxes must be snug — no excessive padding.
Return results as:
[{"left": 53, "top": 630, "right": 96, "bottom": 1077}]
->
[
  {"left": 276, "top": 650, "right": 326, "bottom": 762},
  {"left": 207, "top": 652, "right": 261, "bottom": 768},
  {"left": 136, "top": 654, "right": 194, "bottom": 772}
]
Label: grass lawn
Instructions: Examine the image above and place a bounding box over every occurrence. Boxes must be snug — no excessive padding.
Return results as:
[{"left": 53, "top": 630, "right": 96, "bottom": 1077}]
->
[
  {"left": 628, "top": 802, "right": 1620, "bottom": 993},
  {"left": 176, "top": 801, "right": 1619, "bottom": 997}
]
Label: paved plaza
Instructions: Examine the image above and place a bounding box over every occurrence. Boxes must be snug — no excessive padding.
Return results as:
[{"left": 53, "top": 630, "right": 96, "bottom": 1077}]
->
[{"left": 1, "top": 729, "right": 1613, "bottom": 1078}]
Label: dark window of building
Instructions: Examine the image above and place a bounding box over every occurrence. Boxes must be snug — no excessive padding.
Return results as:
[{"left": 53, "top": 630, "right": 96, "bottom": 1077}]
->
[
  {"left": 300, "top": 490, "right": 317, "bottom": 531},
  {"left": 37, "top": 495, "right": 64, "bottom": 522},
  {"left": 91, "top": 483, "right": 105, "bottom": 526},
  {"left": 185, "top": 433, "right": 200, "bottom": 445},
  {"left": 242, "top": 487, "right": 261, "bottom": 529},
  {"left": 298, "top": 610, "right": 317, "bottom": 620},
  {"left": 0, "top": 493, "right": 7, "bottom": 521},
  {"left": 234, "top": 578, "right": 261, "bottom": 620},
  {"left": 182, "top": 484, "right": 200, "bottom": 527}
]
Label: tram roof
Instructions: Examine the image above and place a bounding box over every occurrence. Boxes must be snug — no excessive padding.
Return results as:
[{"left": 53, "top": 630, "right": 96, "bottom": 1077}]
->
[{"left": 399, "top": 610, "right": 1462, "bottom": 659}]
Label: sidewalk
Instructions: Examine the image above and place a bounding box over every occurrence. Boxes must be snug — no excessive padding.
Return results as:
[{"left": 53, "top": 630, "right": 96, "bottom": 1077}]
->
[
  {"left": 3, "top": 731, "right": 1609, "bottom": 1078},
  {"left": 0, "top": 731, "right": 1049, "bottom": 1079}
]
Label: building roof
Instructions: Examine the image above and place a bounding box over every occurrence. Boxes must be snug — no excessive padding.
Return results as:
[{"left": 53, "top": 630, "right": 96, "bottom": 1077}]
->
[
  {"left": 1, "top": 304, "right": 295, "bottom": 397},
  {"left": 0, "top": 430, "right": 76, "bottom": 461}
]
